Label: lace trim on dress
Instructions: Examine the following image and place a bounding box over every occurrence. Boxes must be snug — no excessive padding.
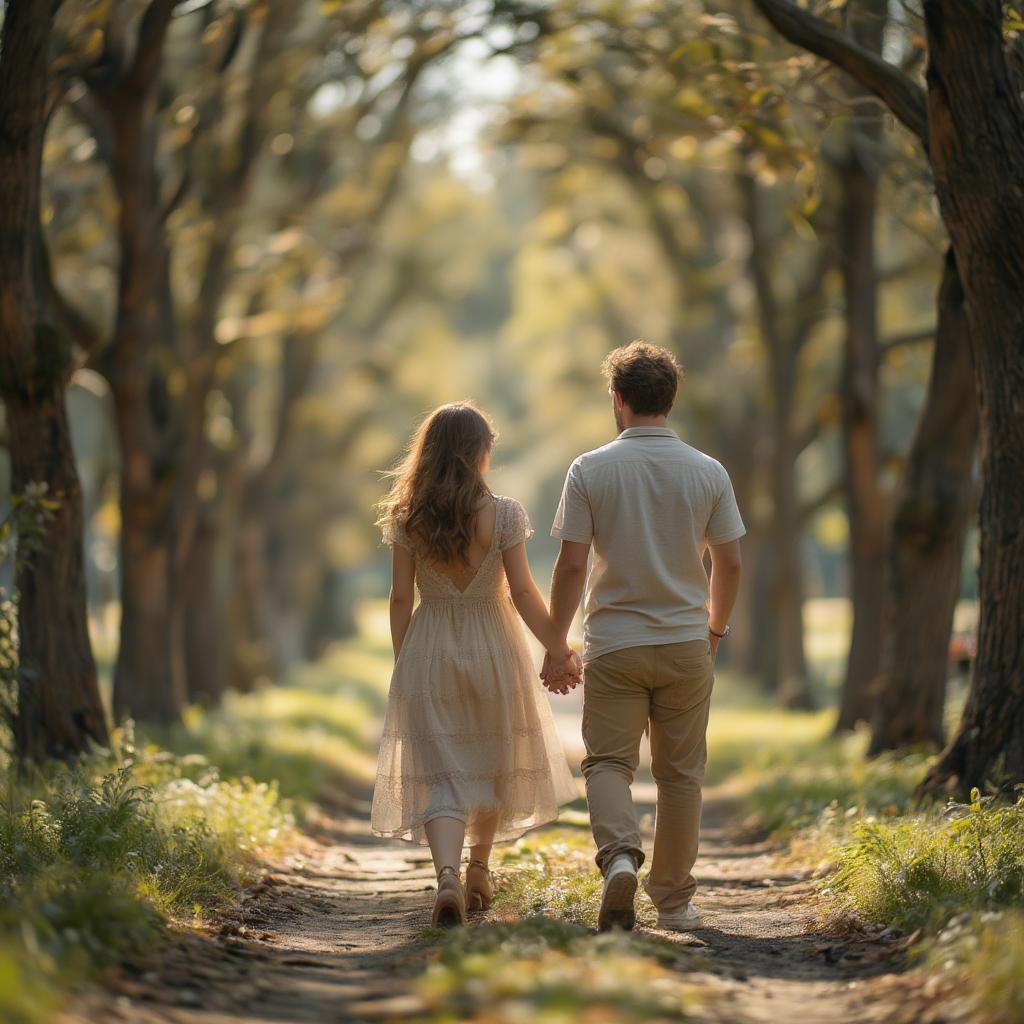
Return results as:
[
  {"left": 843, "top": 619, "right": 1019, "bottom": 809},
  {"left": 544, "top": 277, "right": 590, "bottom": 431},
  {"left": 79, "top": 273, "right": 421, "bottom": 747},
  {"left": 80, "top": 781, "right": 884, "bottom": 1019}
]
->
[
  {"left": 381, "top": 725, "right": 546, "bottom": 742},
  {"left": 499, "top": 496, "right": 534, "bottom": 551},
  {"left": 387, "top": 687, "right": 542, "bottom": 704},
  {"left": 373, "top": 766, "right": 556, "bottom": 790}
]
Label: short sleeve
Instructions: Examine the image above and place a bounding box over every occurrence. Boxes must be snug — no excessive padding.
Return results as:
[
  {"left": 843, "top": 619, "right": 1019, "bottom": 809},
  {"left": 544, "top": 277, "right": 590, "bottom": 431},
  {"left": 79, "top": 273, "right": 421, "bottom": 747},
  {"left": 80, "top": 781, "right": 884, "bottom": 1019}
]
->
[
  {"left": 551, "top": 459, "right": 594, "bottom": 544},
  {"left": 381, "top": 517, "right": 413, "bottom": 550},
  {"left": 706, "top": 465, "right": 746, "bottom": 545},
  {"left": 500, "top": 498, "right": 534, "bottom": 551}
]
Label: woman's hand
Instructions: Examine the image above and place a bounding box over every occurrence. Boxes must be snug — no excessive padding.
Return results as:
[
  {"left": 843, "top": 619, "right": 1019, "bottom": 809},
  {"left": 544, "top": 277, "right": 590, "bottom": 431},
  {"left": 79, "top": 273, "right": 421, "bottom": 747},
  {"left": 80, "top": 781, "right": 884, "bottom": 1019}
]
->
[{"left": 541, "top": 647, "right": 582, "bottom": 694}]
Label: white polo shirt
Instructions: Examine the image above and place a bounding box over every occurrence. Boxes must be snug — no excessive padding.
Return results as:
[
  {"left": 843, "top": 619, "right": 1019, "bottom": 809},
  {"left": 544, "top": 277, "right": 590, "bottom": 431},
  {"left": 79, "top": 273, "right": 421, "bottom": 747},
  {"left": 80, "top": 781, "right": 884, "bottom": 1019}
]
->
[{"left": 551, "top": 427, "right": 745, "bottom": 663}]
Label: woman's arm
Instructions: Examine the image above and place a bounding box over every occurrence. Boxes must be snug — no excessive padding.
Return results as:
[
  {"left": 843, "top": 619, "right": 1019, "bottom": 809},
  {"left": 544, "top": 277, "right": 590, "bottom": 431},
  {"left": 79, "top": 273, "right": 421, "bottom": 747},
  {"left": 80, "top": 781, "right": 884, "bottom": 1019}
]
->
[
  {"left": 502, "top": 542, "right": 574, "bottom": 660},
  {"left": 389, "top": 544, "right": 416, "bottom": 660}
]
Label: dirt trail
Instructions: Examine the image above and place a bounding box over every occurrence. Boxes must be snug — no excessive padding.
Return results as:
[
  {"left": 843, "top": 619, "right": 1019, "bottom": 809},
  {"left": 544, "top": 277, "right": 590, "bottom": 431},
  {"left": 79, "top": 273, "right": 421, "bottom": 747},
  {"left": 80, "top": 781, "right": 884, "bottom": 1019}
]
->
[
  {"left": 64, "top": 692, "right": 941, "bottom": 1024},
  {"left": 64, "top": 781, "right": 939, "bottom": 1024}
]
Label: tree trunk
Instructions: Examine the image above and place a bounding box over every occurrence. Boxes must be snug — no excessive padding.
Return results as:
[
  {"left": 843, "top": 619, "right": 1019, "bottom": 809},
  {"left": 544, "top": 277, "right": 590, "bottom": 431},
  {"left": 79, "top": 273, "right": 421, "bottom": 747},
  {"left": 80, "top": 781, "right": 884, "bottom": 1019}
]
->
[
  {"left": 0, "top": 0, "right": 110, "bottom": 760},
  {"left": 112, "top": 481, "right": 184, "bottom": 721},
  {"left": 869, "top": 247, "right": 977, "bottom": 755},
  {"left": 738, "top": 169, "right": 813, "bottom": 707},
  {"left": 833, "top": 0, "right": 888, "bottom": 732},
  {"left": 771, "top": 429, "right": 814, "bottom": 708},
  {"left": 748, "top": 0, "right": 1024, "bottom": 796},
  {"left": 183, "top": 505, "right": 228, "bottom": 705},
  {"left": 917, "top": 1, "right": 1024, "bottom": 795},
  {"left": 90, "top": 3, "right": 187, "bottom": 724}
]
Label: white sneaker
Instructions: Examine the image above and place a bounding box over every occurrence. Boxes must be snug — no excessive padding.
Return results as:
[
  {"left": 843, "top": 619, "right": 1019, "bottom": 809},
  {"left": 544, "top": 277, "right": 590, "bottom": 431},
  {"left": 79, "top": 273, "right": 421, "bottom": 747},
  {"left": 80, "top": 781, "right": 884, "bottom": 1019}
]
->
[
  {"left": 657, "top": 901, "right": 702, "bottom": 931},
  {"left": 598, "top": 855, "right": 638, "bottom": 932}
]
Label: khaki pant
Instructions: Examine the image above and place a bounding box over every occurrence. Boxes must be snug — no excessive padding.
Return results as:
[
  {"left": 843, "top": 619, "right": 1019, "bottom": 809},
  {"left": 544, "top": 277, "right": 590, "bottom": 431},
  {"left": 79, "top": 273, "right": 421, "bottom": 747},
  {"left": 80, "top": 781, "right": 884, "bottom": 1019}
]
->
[{"left": 581, "top": 640, "right": 714, "bottom": 913}]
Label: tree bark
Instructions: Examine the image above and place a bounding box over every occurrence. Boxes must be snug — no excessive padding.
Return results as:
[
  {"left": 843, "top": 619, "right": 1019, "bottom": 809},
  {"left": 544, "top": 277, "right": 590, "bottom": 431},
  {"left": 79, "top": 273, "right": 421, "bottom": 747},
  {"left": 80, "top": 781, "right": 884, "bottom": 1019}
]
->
[
  {"left": 917, "top": 1, "right": 1024, "bottom": 795},
  {"left": 91, "top": 13, "right": 188, "bottom": 723},
  {"left": 738, "top": 170, "right": 814, "bottom": 708},
  {"left": 832, "top": 0, "right": 889, "bottom": 733},
  {"left": 182, "top": 503, "right": 228, "bottom": 705},
  {"left": 0, "top": 0, "right": 110, "bottom": 760},
  {"left": 68, "top": 0, "right": 220, "bottom": 724},
  {"left": 869, "top": 247, "right": 977, "bottom": 754},
  {"left": 751, "top": 0, "right": 1024, "bottom": 797}
]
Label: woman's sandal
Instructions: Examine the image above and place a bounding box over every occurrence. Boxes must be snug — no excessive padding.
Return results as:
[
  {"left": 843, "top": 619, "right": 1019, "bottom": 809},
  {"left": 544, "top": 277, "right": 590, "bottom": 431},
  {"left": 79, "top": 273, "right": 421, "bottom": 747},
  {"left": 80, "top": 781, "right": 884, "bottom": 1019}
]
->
[
  {"left": 465, "top": 859, "right": 494, "bottom": 912},
  {"left": 431, "top": 865, "right": 467, "bottom": 927}
]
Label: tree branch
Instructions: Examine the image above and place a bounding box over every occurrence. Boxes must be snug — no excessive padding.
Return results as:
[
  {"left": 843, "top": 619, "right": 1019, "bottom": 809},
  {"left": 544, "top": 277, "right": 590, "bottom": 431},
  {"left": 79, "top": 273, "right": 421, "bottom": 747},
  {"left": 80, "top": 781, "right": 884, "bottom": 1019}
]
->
[
  {"left": 881, "top": 325, "right": 934, "bottom": 354},
  {"left": 749, "top": 0, "right": 928, "bottom": 142},
  {"left": 123, "top": 0, "right": 182, "bottom": 94}
]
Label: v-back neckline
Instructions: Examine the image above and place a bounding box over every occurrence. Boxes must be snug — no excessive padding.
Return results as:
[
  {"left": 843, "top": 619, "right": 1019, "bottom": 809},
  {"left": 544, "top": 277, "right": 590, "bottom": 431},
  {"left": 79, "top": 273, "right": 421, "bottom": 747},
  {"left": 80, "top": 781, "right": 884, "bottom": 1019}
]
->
[{"left": 423, "top": 497, "right": 499, "bottom": 596}]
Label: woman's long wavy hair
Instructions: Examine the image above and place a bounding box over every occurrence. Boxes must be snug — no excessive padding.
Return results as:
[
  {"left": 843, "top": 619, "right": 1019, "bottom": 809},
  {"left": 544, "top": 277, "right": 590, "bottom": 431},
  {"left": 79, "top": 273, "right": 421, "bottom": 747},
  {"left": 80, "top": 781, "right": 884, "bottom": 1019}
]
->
[{"left": 376, "top": 402, "right": 496, "bottom": 565}]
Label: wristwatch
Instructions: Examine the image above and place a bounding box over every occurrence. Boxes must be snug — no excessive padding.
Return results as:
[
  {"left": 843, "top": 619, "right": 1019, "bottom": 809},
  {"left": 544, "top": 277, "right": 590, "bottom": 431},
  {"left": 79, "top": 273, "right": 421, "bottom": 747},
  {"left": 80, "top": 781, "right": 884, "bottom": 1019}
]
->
[{"left": 709, "top": 624, "right": 731, "bottom": 639}]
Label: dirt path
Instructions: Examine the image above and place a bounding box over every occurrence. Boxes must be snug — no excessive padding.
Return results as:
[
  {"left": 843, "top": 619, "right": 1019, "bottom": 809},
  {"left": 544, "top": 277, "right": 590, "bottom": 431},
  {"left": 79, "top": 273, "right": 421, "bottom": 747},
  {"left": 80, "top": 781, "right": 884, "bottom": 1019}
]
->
[
  {"left": 64, "top": 776, "right": 937, "bottom": 1024},
  {"left": 62, "top": 685, "right": 945, "bottom": 1023}
]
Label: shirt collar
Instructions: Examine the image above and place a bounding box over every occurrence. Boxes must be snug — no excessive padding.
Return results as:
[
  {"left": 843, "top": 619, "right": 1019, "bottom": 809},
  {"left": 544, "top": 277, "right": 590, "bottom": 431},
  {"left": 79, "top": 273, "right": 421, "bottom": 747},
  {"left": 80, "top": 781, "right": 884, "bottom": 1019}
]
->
[{"left": 617, "top": 426, "right": 678, "bottom": 439}]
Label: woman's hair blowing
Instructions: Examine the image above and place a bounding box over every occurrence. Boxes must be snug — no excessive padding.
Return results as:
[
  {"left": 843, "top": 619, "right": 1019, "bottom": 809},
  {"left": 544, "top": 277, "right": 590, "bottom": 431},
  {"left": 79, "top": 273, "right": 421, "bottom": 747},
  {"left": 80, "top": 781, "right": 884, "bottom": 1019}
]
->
[{"left": 376, "top": 402, "right": 496, "bottom": 565}]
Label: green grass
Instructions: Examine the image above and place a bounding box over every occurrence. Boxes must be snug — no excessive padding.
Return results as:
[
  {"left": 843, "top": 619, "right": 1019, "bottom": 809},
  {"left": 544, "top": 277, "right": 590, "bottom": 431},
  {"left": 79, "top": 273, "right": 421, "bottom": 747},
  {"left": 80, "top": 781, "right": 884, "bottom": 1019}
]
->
[
  {"left": 0, "top": 628, "right": 392, "bottom": 1022},
  {"left": 415, "top": 920, "right": 704, "bottom": 1023},
  {"left": 0, "top": 729, "right": 295, "bottom": 1022},
  {"left": 416, "top": 822, "right": 704, "bottom": 1023},
  {"left": 932, "top": 911, "right": 1024, "bottom": 1024},
  {"left": 141, "top": 636, "right": 393, "bottom": 806},
  {"left": 829, "top": 791, "right": 1024, "bottom": 933}
]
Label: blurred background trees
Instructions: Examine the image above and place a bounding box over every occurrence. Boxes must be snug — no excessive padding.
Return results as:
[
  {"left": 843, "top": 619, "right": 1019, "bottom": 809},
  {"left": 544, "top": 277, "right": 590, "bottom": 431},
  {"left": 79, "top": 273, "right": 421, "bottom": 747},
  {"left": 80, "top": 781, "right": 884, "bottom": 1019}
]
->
[{"left": 3, "top": 0, "right": 1019, "bottom": 796}]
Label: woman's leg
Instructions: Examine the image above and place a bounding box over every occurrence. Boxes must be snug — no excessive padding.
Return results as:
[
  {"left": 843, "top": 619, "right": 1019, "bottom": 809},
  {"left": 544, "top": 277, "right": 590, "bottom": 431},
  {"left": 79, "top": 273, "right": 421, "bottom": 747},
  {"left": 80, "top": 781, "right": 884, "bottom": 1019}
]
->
[
  {"left": 425, "top": 816, "right": 466, "bottom": 875},
  {"left": 469, "top": 811, "right": 498, "bottom": 866}
]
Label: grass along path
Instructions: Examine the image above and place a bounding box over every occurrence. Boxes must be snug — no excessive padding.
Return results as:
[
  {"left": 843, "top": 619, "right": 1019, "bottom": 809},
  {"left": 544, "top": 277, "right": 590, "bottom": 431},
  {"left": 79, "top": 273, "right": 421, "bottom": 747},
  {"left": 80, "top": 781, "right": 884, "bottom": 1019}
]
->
[{"left": 60, "top": 776, "right": 940, "bottom": 1024}]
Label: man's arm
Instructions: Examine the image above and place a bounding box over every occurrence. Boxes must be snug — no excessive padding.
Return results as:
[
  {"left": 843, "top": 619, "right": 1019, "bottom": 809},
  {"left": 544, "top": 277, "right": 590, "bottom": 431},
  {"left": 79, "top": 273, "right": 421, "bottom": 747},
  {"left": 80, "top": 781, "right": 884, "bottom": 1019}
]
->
[
  {"left": 707, "top": 539, "right": 742, "bottom": 658},
  {"left": 543, "top": 540, "right": 590, "bottom": 681}
]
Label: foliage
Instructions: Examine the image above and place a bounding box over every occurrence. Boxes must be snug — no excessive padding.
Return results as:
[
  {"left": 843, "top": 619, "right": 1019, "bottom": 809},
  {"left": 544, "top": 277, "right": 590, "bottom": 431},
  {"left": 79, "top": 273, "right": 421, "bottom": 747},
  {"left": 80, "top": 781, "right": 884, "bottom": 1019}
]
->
[
  {"left": 740, "top": 732, "right": 929, "bottom": 841},
  {"left": 416, "top": 919, "right": 703, "bottom": 1023},
  {"left": 829, "top": 790, "right": 1024, "bottom": 934},
  {"left": 0, "top": 484, "right": 60, "bottom": 735},
  {"left": 0, "top": 729, "right": 294, "bottom": 1020},
  {"left": 416, "top": 823, "right": 703, "bottom": 1023},
  {"left": 142, "top": 635, "right": 392, "bottom": 804},
  {"left": 931, "top": 911, "right": 1024, "bottom": 1024}
]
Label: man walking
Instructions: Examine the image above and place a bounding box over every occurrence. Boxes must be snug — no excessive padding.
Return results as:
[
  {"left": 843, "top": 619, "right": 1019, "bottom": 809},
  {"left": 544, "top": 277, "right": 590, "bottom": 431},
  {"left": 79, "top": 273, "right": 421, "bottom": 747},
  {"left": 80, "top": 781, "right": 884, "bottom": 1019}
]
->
[{"left": 543, "top": 341, "right": 744, "bottom": 931}]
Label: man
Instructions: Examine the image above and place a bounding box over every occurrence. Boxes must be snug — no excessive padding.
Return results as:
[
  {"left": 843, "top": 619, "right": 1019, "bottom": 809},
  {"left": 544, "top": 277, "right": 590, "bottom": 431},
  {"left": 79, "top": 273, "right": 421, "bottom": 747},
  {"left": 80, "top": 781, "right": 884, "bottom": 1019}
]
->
[{"left": 543, "top": 341, "right": 744, "bottom": 932}]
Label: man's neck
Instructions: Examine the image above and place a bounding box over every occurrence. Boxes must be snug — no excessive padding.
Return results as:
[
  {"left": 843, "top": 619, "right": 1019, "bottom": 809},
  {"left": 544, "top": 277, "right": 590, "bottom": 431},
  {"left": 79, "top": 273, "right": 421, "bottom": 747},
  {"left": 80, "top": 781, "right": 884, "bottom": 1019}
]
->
[{"left": 620, "top": 415, "right": 669, "bottom": 430}]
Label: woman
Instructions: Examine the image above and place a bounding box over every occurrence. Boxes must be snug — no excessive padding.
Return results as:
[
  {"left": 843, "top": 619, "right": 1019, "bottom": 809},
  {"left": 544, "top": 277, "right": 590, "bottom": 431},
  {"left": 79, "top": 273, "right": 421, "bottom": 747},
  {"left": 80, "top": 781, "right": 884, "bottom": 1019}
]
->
[{"left": 372, "top": 402, "right": 578, "bottom": 926}]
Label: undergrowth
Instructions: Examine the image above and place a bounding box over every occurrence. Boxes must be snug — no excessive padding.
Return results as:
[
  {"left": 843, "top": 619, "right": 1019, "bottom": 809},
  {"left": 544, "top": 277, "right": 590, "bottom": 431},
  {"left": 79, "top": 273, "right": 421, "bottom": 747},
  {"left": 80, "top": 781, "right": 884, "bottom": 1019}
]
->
[
  {"left": 830, "top": 789, "right": 1024, "bottom": 932},
  {"left": 823, "top": 789, "right": 1024, "bottom": 1022},
  {"left": 0, "top": 728, "right": 294, "bottom": 1023},
  {"left": 417, "top": 824, "right": 704, "bottom": 1023}
]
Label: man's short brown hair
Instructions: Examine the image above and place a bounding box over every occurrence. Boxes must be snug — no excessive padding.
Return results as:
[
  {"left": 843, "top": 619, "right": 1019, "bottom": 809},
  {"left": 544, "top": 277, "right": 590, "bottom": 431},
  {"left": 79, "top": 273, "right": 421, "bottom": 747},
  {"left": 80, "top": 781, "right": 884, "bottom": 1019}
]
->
[{"left": 601, "top": 341, "right": 680, "bottom": 416}]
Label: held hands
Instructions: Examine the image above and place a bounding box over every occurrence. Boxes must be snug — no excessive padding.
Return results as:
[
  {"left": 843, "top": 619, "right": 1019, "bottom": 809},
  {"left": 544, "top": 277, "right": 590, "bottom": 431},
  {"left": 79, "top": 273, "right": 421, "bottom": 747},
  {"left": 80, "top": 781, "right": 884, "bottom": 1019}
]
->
[{"left": 540, "top": 646, "right": 582, "bottom": 694}]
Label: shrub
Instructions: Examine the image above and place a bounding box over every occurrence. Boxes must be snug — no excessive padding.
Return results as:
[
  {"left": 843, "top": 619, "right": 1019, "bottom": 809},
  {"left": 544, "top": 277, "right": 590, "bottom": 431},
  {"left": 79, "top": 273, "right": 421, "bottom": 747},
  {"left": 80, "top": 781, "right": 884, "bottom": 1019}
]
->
[
  {"left": 830, "top": 790, "right": 1024, "bottom": 933},
  {"left": 0, "top": 731, "right": 295, "bottom": 1015}
]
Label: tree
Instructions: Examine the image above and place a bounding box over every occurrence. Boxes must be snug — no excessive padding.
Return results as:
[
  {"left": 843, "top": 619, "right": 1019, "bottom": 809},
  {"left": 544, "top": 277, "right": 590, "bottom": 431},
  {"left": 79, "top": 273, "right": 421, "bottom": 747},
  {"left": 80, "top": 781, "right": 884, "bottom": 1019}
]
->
[
  {"left": 751, "top": 0, "right": 1024, "bottom": 793},
  {"left": 869, "top": 247, "right": 977, "bottom": 753},
  {"left": 44, "top": 0, "right": 460, "bottom": 714},
  {"left": 833, "top": 0, "right": 889, "bottom": 732},
  {"left": 0, "top": 0, "right": 110, "bottom": 760},
  {"left": 490, "top": 0, "right": 844, "bottom": 705}
]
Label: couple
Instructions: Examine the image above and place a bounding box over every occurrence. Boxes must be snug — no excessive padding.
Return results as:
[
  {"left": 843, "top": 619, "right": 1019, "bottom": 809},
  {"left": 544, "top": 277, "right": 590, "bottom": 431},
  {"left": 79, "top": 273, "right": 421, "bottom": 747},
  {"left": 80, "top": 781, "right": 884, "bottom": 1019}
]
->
[{"left": 371, "top": 341, "right": 745, "bottom": 931}]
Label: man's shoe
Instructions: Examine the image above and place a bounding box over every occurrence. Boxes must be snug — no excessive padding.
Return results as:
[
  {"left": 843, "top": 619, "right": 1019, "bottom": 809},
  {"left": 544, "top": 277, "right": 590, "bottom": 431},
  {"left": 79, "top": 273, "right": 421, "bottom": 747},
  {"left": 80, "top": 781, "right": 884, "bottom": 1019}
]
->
[
  {"left": 657, "top": 901, "right": 702, "bottom": 931},
  {"left": 597, "top": 855, "right": 637, "bottom": 932}
]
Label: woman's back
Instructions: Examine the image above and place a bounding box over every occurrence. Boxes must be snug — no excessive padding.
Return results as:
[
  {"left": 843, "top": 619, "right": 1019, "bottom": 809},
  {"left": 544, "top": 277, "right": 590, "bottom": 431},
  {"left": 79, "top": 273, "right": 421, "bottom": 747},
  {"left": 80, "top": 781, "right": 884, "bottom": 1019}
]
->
[{"left": 387, "top": 496, "right": 529, "bottom": 603}]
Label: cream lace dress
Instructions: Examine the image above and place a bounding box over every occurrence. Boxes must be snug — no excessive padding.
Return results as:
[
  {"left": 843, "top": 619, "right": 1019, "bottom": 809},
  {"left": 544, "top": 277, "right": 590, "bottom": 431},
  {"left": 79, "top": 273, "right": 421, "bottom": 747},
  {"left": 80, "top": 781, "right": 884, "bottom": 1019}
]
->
[{"left": 370, "top": 495, "right": 578, "bottom": 846}]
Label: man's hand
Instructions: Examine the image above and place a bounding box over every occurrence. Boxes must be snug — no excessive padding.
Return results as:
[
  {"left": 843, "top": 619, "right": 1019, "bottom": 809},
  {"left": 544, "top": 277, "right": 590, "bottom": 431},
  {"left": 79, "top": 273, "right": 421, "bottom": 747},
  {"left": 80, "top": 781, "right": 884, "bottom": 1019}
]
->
[
  {"left": 708, "top": 631, "right": 721, "bottom": 661},
  {"left": 541, "top": 647, "right": 582, "bottom": 694}
]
